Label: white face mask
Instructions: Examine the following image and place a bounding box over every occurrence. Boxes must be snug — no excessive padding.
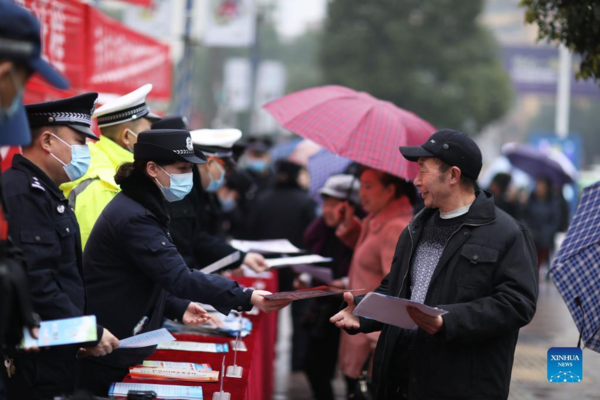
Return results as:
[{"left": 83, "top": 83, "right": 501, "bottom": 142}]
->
[{"left": 125, "top": 128, "right": 138, "bottom": 153}]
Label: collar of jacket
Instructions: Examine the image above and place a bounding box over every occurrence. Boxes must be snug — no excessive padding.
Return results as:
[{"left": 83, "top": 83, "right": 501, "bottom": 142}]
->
[
  {"left": 365, "top": 195, "right": 414, "bottom": 234},
  {"left": 12, "top": 154, "right": 66, "bottom": 202},
  {"left": 119, "top": 167, "right": 171, "bottom": 227},
  {"left": 410, "top": 190, "right": 496, "bottom": 231}
]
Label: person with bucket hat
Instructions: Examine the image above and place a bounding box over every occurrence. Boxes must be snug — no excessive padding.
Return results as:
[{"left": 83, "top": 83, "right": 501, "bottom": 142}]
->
[
  {"left": 1, "top": 93, "right": 120, "bottom": 400},
  {"left": 331, "top": 129, "right": 538, "bottom": 400},
  {"left": 61, "top": 84, "right": 161, "bottom": 250},
  {"left": 79, "top": 129, "right": 291, "bottom": 396}
]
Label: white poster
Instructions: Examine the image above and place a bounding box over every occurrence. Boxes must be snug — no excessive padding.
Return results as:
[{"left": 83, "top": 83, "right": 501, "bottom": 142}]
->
[
  {"left": 252, "top": 60, "right": 287, "bottom": 133},
  {"left": 203, "top": 0, "right": 256, "bottom": 47},
  {"left": 224, "top": 58, "right": 251, "bottom": 112}
]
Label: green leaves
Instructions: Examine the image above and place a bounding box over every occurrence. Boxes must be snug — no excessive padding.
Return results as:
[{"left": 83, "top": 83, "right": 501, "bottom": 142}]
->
[
  {"left": 319, "top": 0, "right": 512, "bottom": 134},
  {"left": 521, "top": 0, "right": 600, "bottom": 84}
]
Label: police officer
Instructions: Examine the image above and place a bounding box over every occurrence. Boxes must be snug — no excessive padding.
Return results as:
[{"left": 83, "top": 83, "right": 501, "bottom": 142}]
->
[
  {"left": 1, "top": 93, "right": 120, "bottom": 400},
  {"left": 80, "top": 129, "right": 291, "bottom": 396},
  {"left": 61, "top": 84, "right": 161, "bottom": 249},
  {"left": 153, "top": 117, "right": 268, "bottom": 272}
]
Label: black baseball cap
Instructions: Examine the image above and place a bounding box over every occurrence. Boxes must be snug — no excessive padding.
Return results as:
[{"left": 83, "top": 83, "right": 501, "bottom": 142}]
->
[
  {"left": 399, "top": 129, "right": 482, "bottom": 180},
  {"left": 135, "top": 129, "right": 206, "bottom": 164},
  {"left": 152, "top": 115, "right": 189, "bottom": 130},
  {"left": 0, "top": 1, "right": 69, "bottom": 89},
  {"left": 26, "top": 93, "right": 99, "bottom": 140}
]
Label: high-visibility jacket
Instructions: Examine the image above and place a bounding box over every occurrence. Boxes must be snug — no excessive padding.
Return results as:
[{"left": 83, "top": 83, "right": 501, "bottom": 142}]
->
[{"left": 61, "top": 136, "right": 133, "bottom": 249}]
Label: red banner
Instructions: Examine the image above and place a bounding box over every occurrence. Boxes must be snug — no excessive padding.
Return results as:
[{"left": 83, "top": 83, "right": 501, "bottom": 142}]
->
[
  {"left": 85, "top": 6, "right": 172, "bottom": 101},
  {"left": 114, "top": 0, "right": 153, "bottom": 7},
  {"left": 18, "top": 0, "right": 171, "bottom": 102},
  {"left": 20, "top": 0, "right": 87, "bottom": 92}
]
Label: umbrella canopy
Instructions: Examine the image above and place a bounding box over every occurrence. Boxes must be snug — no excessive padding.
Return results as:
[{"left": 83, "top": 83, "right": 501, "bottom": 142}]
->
[
  {"left": 502, "top": 142, "right": 578, "bottom": 187},
  {"left": 308, "top": 149, "right": 352, "bottom": 205},
  {"left": 288, "top": 139, "right": 322, "bottom": 167},
  {"left": 264, "top": 85, "right": 436, "bottom": 180},
  {"left": 551, "top": 181, "right": 600, "bottom": 352}
]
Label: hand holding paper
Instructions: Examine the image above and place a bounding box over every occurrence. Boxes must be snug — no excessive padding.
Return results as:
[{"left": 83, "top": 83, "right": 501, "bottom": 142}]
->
[
  {"left": 251, "top": 290, "right": 292, "bottom": 313},
  {"left": 182, "top": 303, "right": 211, "bottom": 326},
  {"left": 352, "top": 292, "right": 448, "bottom": 330}
]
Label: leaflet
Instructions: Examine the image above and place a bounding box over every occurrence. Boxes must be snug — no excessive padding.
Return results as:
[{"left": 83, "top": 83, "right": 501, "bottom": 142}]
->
[
  {"left": 119, "top": 328, "right": 175, "bottom": 349},
  {"left": 158, "top": 341, "right": 229, "bottom": 353},
  {"left": 20, "top": 316, "right": 97, "bottom": 348},
  {"left": 353, "top": 292, "right": 448, "bottom": 329},
  {"left": 142, "top": 361, "right": 212, "bottom": 371},
  {"left": 129, "top": 367, "right": 219, "bottom": 382},
  {"left": 108, "top": 383, "right": 203, "bottom": 399},
  {"left": 199, "top": 251, "right": 241, "bottom": 274},
  {"left": 263, "top": 286, "right": 364, "bottom": 301}
]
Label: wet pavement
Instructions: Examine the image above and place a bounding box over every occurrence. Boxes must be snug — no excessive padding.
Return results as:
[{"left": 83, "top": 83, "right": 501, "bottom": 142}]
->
[{"left": 273, "top": 277, "right": 600, "bottom": 399}]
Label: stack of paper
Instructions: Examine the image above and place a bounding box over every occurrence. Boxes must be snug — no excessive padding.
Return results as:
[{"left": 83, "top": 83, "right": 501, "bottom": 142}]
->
[
  {"left": 142, "top": 361, "right": 212, "bottom": 371},
  {"left": 129, "top": 366, "right": 219, "bottom": 382},
  {"left": 164, "top": 313, "right": 252, "bottom": 338},
  {"left": 157, "top": 341, "right": 229, "bottom": 353},
  {"left": 108, "top": 382, "right": 203, "bottom": 399}
]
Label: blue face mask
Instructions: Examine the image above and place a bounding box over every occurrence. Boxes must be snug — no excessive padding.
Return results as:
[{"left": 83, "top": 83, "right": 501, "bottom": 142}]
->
[
  {"left": 219, "top": 195, "right": 237, "bottom": 212},
  {"left": 206, "top": 161, "right": 225, "bottom": 193},
  {"left": 49, "top": 134, "right": 90, "bottom": 181},
  {"left": 0, "top": 69, "right": 29, "bottom": 146},
  {"left": 247, "top": 159, "right": 268, "bottom": 174},
  {"left": 156, "top": 166, "right": 193, "bottom": 202}
]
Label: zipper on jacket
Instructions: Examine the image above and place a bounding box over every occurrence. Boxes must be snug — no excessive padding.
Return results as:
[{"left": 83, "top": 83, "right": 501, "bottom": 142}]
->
[{"left": 375, "top": 218, "right": 496, "bottom": 387}]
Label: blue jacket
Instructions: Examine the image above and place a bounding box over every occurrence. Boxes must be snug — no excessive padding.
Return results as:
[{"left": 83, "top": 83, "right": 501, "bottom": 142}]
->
[{"left": 83, "top": 168, "right": 253, "bottom": 368}]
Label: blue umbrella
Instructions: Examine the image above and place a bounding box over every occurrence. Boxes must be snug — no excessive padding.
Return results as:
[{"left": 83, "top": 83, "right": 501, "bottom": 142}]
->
[
  {"left": 551, "top": 181, "right": 600, "bottom": 352},
  {"left": 308, "top": 149, "right": 352, "bottom": 205},
  {"left": 502, "top": 142, "right": 578, "bottom": 187}
]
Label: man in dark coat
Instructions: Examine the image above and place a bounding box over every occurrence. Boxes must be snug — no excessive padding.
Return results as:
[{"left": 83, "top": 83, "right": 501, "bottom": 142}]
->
[
  {"left": 1, "top": 94, "right": 119, "bottom": 399},
  {"left": 331, "top": 129, "right": 538, "bottom": 400}
]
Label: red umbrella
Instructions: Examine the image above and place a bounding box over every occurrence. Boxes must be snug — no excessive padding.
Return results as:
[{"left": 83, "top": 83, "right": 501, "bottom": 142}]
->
[{"left": 264, "top": 85, "right": 436, "bottom": 180}]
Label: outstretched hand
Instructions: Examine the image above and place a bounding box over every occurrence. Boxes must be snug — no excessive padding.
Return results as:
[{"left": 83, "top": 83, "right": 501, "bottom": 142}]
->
[{"left": 330, "top": 292, "right": 360, "bottom": 330}]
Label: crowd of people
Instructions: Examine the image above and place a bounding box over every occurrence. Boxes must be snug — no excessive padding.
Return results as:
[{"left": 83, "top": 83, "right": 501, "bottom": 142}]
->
[{"left": 0, "top": 3, "right": 558, "bottom": 400}]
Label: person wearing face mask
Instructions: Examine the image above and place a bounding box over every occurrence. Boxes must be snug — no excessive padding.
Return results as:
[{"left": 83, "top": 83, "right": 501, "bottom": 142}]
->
[
  {"left": 1, "top": 93, "right": 121, "bottom": 400},
  {"left": 61, "top": 84, "right": 160, "bottom": 250},
  {"left": 243, "top": 137, "right": 274, "bottom": 193},
  {"left": 79, "top": 129, "right": 291, "bottom": 396},
  {"left": 155, "top": 120, "right": 269, "bottom": 273}
]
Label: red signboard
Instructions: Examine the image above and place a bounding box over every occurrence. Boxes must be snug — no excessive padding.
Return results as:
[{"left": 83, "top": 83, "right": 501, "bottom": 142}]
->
[
  {"left": 19, "top": 0, "right": 87, "bottom": 91},
  {"left": 85, "top": 6, "right": 172, "bottom": 101},
  {"left": 17, "top": 0, "right": 171, "bottom": 102}
]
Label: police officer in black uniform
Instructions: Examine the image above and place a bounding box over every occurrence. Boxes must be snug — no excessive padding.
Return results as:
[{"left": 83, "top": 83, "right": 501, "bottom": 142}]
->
[
  {"left": 152, "top": 117, "right": 268, "bottom": 272},
  {"left": 79, "top": 129, "right": 291, "bottom": 396},
  {"left": 1, "top": 93, "right": 120, "bottom": 400}
]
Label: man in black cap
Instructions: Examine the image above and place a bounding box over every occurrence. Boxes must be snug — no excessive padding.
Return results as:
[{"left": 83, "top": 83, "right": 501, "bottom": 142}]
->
[
  {"left": 331, "top": 129, "right": 538, "bottom": 400},
  {"left": 1, "top": 93, "right": 120, "bottom": 400},
  {"left": 243, "top": 137, "right": 274, "bottom": 193}
]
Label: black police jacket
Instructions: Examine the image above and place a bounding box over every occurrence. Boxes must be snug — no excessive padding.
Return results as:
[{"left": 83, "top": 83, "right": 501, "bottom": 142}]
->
[
  {"left": 1, "top": 155, "right": 102, "bottom": 358},
  {"left": 349, "top": 191, "right": 538, "bottom": 400},
  {"left": 83, "top": 168, "right": 253, "bottom": 368},
  {"left": 166, "top": 168, "right": 244, "bottom": 270}
]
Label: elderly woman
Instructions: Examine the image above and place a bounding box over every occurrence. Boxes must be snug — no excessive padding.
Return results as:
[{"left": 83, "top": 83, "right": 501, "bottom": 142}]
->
[{"left": 335, "top": 167, "right": 415, "bottom": 397}]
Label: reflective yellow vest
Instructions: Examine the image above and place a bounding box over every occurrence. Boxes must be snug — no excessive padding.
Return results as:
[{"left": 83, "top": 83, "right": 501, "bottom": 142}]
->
[{"left": 61, "top": 136, "right": 133, "bottom": 250}]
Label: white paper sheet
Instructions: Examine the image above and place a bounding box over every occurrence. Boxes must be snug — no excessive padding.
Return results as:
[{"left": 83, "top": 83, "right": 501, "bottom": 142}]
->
[
  {"left": 119, "top": 328, "right": 176, "bottom": 349},
  {"left": 266, "top": 255, "right": 333, "bottom": 268},
  {"left": 353, "top": 292, "right": 448, "bottom": 329},
  {"left": 199, "top": 251, "right": 241, "bottom": 274},
  {"left": 230, "top": 239, "right": 302, "bottom": 254}
]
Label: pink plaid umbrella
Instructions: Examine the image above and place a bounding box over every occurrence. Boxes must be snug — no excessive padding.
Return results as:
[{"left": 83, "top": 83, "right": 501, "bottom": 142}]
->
[{"left": 264, "top": 85, "right": 436, "bottom": 180}]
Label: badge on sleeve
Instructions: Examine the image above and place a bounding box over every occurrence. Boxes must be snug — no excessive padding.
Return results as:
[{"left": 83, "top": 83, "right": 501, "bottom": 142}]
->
[{"left": 57, "top": 204, "right": 65, "bottom": 214}]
